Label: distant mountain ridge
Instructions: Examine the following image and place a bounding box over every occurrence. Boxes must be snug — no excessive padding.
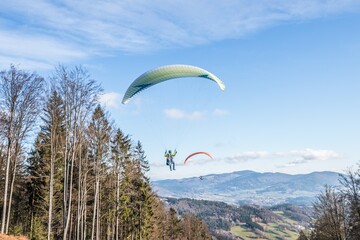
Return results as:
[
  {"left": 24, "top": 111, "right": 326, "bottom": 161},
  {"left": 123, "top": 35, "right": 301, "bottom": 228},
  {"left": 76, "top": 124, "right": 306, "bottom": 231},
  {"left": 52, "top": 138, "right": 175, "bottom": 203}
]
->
[{"left": 152, "top": 170, "right": 341, "bottom": 206}]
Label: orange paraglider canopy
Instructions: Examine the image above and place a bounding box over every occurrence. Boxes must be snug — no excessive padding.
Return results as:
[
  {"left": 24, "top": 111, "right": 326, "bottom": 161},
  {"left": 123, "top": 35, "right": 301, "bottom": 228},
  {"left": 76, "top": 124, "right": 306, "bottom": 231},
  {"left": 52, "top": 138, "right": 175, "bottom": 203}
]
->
[{"left": 184, "top": 152, "right": 213, "bottom": 164}]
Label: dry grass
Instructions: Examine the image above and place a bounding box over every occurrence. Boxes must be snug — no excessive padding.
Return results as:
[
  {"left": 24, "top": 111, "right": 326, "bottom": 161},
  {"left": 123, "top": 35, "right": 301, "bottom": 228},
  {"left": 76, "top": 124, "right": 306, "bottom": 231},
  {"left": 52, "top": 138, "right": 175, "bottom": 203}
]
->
[{"left": 0, "top": 234, "right": 28, "bottom": 240}]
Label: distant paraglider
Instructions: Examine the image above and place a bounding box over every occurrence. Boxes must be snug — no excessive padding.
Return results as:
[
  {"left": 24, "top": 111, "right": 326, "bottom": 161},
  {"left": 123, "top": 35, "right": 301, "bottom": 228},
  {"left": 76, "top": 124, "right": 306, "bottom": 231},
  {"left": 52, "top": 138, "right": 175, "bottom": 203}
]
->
[
  {"left": 122, "top": 64, "right": 225, "bottom": 104},
  {"left": 184, "top": 151, "right": 213, "bottom": 165}
]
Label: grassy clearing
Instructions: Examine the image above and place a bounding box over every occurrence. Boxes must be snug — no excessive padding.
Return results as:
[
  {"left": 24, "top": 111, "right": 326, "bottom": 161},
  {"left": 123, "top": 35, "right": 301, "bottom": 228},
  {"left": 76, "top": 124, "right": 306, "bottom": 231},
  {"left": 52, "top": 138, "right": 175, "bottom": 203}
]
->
[
  {"left": 231, "top": 225, "right": 265, "bottom": 239},
  {"left": 230, "top": 211, "right": 300, "bottom": 240}
]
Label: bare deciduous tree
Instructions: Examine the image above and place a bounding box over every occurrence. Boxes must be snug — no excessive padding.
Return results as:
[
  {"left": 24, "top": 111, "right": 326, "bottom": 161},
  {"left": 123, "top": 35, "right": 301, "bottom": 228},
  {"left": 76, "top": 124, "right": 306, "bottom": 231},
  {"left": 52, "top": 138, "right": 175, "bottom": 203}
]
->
[
  {"left": 0, "top": 65, "right": 44, "bottom": 234},
  {"left": 52, "top": 65, "right": 101, "bottom": 240},
  {"left": 312, "top": 186, "right": 347, "bottom": 240}
]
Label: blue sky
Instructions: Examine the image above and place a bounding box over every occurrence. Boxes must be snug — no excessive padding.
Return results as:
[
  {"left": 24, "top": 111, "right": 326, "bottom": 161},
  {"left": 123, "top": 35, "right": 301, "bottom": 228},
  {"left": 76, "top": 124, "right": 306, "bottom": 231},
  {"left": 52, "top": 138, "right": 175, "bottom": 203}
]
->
[{"left": 1, "top": 1, "right": 360, "bottom": 180}]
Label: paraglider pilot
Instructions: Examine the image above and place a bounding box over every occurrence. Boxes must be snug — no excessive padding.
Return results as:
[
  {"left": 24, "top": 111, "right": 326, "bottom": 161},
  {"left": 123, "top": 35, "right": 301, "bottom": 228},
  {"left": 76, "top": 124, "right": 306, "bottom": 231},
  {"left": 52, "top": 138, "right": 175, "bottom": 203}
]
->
[{"left": 164, "top": 149, "right": 177, "bottom": 171}]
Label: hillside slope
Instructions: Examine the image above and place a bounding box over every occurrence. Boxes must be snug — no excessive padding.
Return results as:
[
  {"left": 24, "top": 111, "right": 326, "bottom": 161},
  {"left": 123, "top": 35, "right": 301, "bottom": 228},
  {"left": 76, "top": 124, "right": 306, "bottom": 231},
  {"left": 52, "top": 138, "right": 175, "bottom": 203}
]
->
[{"left": 165, "top": 198, "right": 312, "bottom": 240}]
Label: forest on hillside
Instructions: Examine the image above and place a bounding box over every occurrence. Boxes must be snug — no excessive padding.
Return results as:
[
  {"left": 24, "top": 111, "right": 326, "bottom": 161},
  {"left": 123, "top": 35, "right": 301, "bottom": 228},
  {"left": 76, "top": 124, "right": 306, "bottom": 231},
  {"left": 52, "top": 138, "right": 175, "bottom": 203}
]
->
[
  {"left": 165, "top": 198, "right": 312, "bottom": 239},
  {"left": 0, "top": 65, "right": 212, "bottom": 240}
]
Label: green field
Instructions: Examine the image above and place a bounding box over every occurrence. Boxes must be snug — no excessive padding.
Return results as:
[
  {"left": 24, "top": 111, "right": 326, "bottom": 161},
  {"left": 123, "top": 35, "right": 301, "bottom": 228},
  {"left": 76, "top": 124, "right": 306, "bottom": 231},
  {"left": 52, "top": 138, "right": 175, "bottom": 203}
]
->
[
  {"left": 231, "top": 225, "right": 265, "bottom": 239},
  {"left": 230, "top": 211, "right": 300, "bottom": 240}
]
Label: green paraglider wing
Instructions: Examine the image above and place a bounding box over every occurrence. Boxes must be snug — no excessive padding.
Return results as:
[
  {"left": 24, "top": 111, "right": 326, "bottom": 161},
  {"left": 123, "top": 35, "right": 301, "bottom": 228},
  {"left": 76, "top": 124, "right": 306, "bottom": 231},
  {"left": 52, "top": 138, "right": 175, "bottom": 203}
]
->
[{"left": 122, "top": 64, "right": 225, "bottom": 104}]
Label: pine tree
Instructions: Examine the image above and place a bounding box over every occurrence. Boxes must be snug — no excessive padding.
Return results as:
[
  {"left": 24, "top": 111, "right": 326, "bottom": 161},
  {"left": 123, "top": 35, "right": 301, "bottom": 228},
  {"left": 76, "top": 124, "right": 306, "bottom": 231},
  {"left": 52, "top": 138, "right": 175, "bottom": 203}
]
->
[
  {"left": 111, "top": 128, "right": 131, "bottom": 240},
  {"left": 149, "top": 198, "right": 168, "bottom": 240},
  {"left": 40, "top": 90, "right": 65, "bottom": 240},
  {"left": 133, "top": 141, "right": 154, "bottom": 239},
  {"left": 181, "top": 213, "right": 212, "bottom": 240},
  {"left": 134, "top": 141, "right": 150, "bottom": 177},
  {"left": 118, "top": 158, "right": 137, "bottom": 239},
  {"left": 297, "top": 231, "right": 309, "bottom": 240},
  {"left": 26, "top": 137, "right": 49, "bottom": 240},
  {"left": 87, "top": 105, "right": 111, "bottom": 240},
  {"left": 166, "top": 208, "right": 182, "bottom": 239}
]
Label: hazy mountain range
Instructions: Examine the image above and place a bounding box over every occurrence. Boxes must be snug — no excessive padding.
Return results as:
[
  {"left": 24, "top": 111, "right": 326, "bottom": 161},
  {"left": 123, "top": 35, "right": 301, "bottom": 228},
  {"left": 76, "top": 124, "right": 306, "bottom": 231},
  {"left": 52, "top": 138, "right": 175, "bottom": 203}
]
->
[{"left": 152, "top": 170, "right": 341, "bottom": 206}]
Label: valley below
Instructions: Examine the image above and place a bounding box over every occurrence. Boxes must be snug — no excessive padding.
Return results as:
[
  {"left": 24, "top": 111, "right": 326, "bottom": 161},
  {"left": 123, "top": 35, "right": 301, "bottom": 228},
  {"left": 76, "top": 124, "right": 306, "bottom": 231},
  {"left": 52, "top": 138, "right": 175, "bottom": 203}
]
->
[{"left": 153, "top": 170, "right": 341, "bottom": 239}]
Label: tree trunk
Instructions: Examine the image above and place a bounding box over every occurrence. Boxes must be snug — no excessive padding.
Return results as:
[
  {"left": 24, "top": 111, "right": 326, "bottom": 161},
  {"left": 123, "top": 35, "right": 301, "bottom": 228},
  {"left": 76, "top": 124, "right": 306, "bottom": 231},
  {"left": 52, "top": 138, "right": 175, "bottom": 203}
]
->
[
  {"left": 83, "top": 189, "right": 87, "bottom": 240},
  {"left": 64, "top": 114, "right": 77, "bottom": 239},
  {"left": 47, "top": 129, "right": 55, "bottom": 240},
  {"left": 63, "top": 133, "right": 69, "bottom": 237},
  {"left": 91, "top": 178, "right": 98, "bottom": 240},
  {"left": 76, "top": 148, "right": 82, "bottom": 240},
  {"left": 30, "top": 210, "right": 34, "bottom": 239},
  {"left": 82, "top": 166, "right": 88, "bottom": 240},
  {"left": 97, "top": 183, "right": 101, "bottom": 240},
  {"left": 116, "top": 171, "right": 119, "bottom": 240},
  {"left": 64, "top": 141, "right": 76, "bottom": 239},
  {"left": 1, "top": 138, "right": 12, "bottom": 233},
  {"left": 63, "top": 92, "right": 71, "bottom": 239},
  {"left": 5, "top": 154, "right": 18, "bottom": 234}
]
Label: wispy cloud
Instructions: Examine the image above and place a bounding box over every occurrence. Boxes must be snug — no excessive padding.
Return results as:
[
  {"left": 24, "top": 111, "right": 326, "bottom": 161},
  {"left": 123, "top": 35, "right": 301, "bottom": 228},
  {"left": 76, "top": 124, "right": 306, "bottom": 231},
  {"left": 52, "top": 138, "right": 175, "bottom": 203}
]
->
[
  {"left": 277, "top": 149, "right": 343, "bottom": 168},
  {"left": 0, "top": 29, "right": 88, "bottom": 69},
  {"left": 212, "top": 108, "right": 229, "bottom": 116},
  {"left": 98, "top": 92, "right": 122, "bottom": 109},
  {"left": 1, "top": 1, "right": 359, "bottom": 67},
  {"left": 164, "top": 108, "right": 228, "bottom": 120},
  {"left": 224, "top": 151, "right": 271, "bottom": 163},
  {"left": 185, "top": 148, "right": 343, "bottom": 166},
  {"left": 164, "top": 108, "right": 205, "bottom": 121}
]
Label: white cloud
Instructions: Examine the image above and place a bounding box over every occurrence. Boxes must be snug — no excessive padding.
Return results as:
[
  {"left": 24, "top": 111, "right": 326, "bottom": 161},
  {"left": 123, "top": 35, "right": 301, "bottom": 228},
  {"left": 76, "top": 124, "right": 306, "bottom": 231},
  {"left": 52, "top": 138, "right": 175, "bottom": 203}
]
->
[
  {"left": 212, "top": 108, "right": 229, "bottom": 116},
  {"left": 164, "top": 108, "right": 228, "bottom": 120},
  {"left": 288, "top": 148, "right": 342, "bottom": 161},
  {"left": 164, "top": 108, "right": 205, "bottom": 121},
  {"left": 98, "top": 92, "right": 144, "bottom": 114},
  {"left": 185, "top": 148, "right": 343, "bottom": 166},
  {"left": 0, "top": 0, "right": 359, "bottom": 67},
  {"left": 277, "top": 148, "right": 343, "bottom": 168},
  {"left": 225, "top": 151, "right": 271, "bottom": 162},
  {"left": 98, "top": 92, "right": 122, "bottom": 108}
]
